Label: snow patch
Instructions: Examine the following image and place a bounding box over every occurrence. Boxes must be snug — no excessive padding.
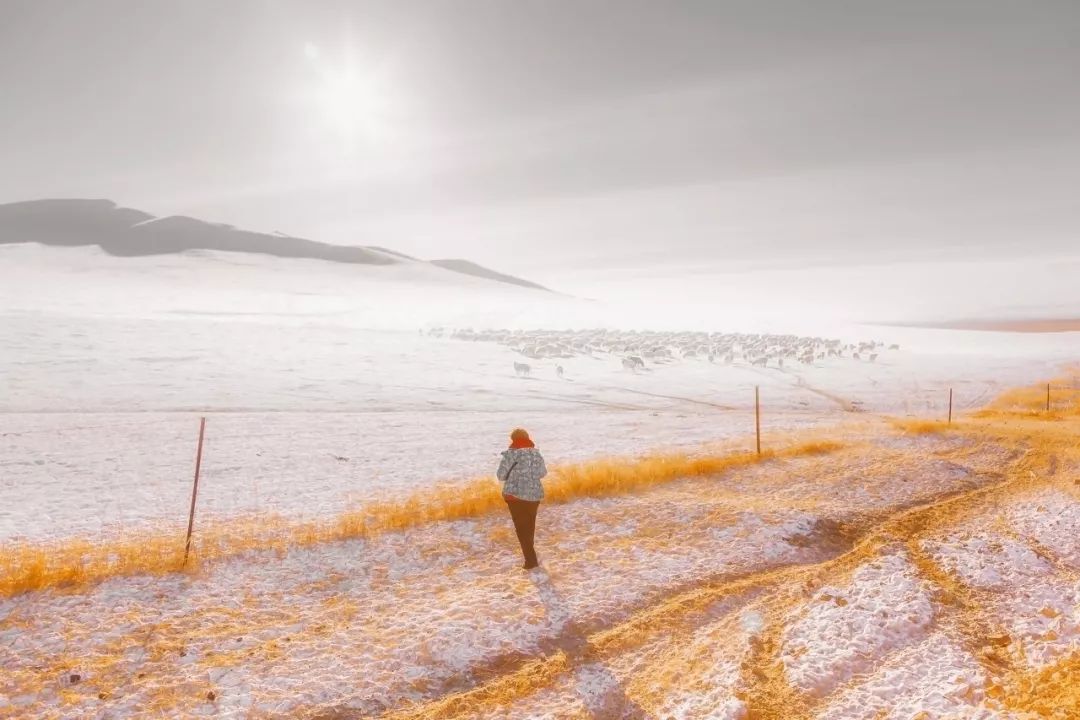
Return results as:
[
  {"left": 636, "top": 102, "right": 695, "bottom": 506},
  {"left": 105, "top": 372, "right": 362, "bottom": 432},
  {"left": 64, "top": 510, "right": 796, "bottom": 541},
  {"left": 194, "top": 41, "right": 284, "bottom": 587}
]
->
[
  {"left": 1007, "top": 491, "right": 1080, "bottom": 569},
  {"left": 924, "top": 533, "right": 1053, "bottom": 589},
  {"left": 781, "top": 551, "right": 934, "bottom": 697},
  {"left": 818, "top": 632, "right": 1014, "bottom": 720}
]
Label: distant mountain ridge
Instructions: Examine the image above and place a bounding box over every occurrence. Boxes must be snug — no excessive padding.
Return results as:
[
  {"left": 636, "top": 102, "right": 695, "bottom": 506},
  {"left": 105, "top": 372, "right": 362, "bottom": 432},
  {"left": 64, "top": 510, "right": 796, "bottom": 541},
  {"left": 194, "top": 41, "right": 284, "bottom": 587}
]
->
[{"left": 0, "top": 199, "right": 550, "bottom": 291}]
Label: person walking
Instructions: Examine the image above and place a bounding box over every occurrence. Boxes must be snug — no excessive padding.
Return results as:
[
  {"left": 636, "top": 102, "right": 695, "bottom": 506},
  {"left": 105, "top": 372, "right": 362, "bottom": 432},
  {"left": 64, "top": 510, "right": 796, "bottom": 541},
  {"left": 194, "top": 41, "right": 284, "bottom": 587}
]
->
[{"left": 496, "top": 428, "right": 547, "bottom": 569}]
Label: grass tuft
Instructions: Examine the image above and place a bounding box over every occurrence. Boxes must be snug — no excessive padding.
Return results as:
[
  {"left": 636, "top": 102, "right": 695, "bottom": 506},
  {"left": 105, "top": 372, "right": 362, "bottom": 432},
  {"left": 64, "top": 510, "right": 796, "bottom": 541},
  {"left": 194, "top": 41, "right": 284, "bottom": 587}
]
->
[
  {"left": 0, "top": 535, "right": 190, "bottom": 597},
  {"left": 888, "top": 418, "right": 952, "bottom": 435}
]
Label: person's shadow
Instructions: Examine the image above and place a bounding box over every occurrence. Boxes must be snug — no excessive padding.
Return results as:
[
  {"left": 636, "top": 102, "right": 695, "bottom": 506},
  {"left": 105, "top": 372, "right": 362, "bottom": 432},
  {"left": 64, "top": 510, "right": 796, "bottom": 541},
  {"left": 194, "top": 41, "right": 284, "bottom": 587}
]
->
[{"left": 529, "top": 570, "right": 650, "bottom": 720}]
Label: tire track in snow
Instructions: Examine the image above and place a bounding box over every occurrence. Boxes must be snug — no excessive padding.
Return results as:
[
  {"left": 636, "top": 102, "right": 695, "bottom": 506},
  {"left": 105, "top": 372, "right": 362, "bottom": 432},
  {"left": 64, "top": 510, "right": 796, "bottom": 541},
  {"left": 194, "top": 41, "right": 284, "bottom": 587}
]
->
[
  {"left": 382, "top": 380, "right": 653, "bottom": 412},
  {"left": 789, "top": 373, "right": 861, "bottom": 413},
  {"left": 733, "top": 364, "right": 862, "bottom": 413},
  {"left": 582, "top": 383, "right": 738, "bottom": 411}
]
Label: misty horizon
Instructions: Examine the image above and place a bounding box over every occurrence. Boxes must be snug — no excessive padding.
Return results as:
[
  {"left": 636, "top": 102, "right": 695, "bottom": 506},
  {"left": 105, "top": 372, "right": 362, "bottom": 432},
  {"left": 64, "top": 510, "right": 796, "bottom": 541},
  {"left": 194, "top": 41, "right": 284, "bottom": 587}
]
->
[{"left": 3, "top": 0, "right": 1080, "bottom": 282}]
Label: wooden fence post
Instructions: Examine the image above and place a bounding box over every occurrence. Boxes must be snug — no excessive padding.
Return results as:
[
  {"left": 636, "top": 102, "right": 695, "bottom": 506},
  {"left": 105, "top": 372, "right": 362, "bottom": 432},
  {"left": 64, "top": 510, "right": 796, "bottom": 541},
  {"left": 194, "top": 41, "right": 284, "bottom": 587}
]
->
[
  {"left": 184, "top": 417, "right": 207, "bottom": 566},
  {"left": 1046, "top": 383, "right": 1051, "bottom": 412},
  {"left": 755, "top": 386, "right": 761, "bottom": 456},
  {"left": 947, "top": 388, "right": 953, "bottom": 425}
]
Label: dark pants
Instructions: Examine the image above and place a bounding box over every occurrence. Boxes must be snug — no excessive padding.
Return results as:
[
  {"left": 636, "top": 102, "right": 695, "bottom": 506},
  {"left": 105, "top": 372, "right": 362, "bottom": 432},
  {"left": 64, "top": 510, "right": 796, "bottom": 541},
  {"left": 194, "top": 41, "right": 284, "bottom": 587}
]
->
[{"left": 505, "top": 496, "right": 540, "bottom": 568}]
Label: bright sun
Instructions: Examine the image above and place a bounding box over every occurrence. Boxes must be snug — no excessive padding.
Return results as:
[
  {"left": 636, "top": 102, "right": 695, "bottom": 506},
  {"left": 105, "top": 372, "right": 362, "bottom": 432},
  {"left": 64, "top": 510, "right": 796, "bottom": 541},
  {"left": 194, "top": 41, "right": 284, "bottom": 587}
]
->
[{"left": 303, "top": 42, "right": 390, "bottom": 151}]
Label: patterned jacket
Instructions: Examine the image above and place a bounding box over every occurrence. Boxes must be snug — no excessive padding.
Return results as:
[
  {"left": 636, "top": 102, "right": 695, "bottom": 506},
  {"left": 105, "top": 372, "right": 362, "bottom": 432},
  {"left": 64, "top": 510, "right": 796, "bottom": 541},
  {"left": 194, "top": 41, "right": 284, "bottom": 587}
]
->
[{"left": 496, "top": 447, "right": 548, "bottom": 502}]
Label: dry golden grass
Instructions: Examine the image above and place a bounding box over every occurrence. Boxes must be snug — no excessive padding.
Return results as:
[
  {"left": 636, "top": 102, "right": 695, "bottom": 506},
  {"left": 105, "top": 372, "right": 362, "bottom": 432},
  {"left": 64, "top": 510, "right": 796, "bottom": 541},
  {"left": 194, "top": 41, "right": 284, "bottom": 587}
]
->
[
  {"left": 973, "top": 372, "right": 1080, "bottom": 420},
  {"left": 0, "top": 534, "right": 191, "bottom": 597},
  {"left": 0, "top": 438, "right": 844, "bottom": 598},
  {"left": 546, "top": 439, "right": 842, "bottom": 505},
  {"left": 384, "top": 653, "right": 573, "bottom": 720},
  {"left": 887, "top": 418, "right": 954, "bottom": 435},
  {"left": 1003, "top": 651, "right": 1080, "bottom": 718}
]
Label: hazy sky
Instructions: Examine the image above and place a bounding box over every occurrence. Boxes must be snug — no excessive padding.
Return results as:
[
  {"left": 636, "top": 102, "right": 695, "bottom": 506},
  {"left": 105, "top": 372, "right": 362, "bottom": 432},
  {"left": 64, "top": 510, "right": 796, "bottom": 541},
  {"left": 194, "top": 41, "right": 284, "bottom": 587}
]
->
[{"left": 2, "top": 0, "right": 1079, "bottom": 281}]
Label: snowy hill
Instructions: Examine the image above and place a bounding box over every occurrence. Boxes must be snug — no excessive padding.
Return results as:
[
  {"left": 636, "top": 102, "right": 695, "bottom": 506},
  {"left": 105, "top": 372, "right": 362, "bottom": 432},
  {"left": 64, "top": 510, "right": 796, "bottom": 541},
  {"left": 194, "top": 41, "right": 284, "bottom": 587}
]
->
[
  {"left": 0, "top": 243, "right": 594, "bottom": 332},
  {"left": 430, "top": 258, "right": 550, "bottom": 291},
  {"left": 0, "top": 198, "right": 547, "bottom": 292}
]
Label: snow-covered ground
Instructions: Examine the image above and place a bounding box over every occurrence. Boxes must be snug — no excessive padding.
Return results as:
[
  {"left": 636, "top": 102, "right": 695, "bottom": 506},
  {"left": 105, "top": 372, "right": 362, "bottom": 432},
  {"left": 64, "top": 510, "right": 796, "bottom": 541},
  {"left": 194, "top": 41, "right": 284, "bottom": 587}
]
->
[
  {"left": 782, "top": 551, "right": 936, "bottom": 698},
  {"left": 924, "top": 495, "right": 1080, "bottom": 672},
  {"left": 0, "top": 319, "right": 1070, "bottom": 542},
  {"left": 3, "top": 245, "right": 1078, "bottom": 543},
  {"left": 0, "top": 428, "right": 1040, "bottom": 718},
  {"left": 816, "top": 632, "right": 1001, "bottom": 720},
  {"left": 2, "top": 244, "right": 1080, "bottom": 718}
]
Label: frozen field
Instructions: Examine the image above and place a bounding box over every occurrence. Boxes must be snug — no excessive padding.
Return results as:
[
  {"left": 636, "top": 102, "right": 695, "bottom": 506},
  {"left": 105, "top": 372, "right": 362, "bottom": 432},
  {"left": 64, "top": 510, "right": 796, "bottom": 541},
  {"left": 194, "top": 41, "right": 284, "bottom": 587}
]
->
[
  {"left": 2, "top": 310, "right": 1076, "bottom": 543},
  {"left": 2, "top": 245, "right": 1080, "bottom": 718},
  {"left": 3, "top": 415, "right": 1079, "bottom": 719}
]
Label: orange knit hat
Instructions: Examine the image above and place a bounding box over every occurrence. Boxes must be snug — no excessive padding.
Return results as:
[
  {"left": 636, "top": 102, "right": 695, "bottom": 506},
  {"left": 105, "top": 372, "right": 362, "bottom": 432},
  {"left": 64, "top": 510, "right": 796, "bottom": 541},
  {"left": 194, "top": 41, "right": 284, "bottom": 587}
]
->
[{"left": 509, "top": 428, "right": 534, "bottom": 448}]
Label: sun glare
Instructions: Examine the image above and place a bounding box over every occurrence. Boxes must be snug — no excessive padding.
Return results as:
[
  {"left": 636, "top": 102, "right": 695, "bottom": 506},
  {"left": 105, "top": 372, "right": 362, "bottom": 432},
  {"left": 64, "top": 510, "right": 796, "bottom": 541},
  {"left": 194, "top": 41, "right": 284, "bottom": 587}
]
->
[{"left": 302, "top": 41, "right": 390, "bottom": 152}]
